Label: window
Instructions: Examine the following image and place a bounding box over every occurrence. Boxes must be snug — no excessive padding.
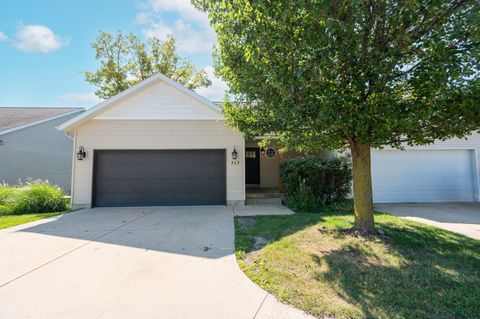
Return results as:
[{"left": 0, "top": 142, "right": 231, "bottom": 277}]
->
[
  {"left": 266, "top": 148, "right": 276, "bottom": 158},
  {"left": 245, "top": 150, "right": 257, "bottom": 158}
]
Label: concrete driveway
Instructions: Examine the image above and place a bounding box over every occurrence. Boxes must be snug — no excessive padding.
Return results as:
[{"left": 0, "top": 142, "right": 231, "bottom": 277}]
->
[
  {"left": 0, "top": 207, "right": 311, "bottom": 319},
  {"left": 375, "top": 203, "right": 480, "bottom": 240}
]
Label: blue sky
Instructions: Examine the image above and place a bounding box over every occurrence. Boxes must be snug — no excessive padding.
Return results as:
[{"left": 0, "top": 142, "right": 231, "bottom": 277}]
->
[{"left": 0, "top": 0, "right": 227, "bottom": 108}]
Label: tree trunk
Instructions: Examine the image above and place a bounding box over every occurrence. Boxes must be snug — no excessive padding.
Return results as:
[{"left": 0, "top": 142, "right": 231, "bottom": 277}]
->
[{"left": 350, "top": 142, "right": 376, "bottom": 233}]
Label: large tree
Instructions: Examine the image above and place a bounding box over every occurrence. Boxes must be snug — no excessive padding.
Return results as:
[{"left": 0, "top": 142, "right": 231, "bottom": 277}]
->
[
  {"left": 195, "top": 0, "right": 480, "bottom": 233},
  {"left": 85, "top": 32, "right": 211, "bottom": 99}
]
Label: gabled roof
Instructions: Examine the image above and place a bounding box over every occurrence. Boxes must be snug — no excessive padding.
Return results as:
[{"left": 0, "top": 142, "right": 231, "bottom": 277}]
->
[
  {"left": 58, "top": 73, "right": 224, "bottom": 132},
  {"left": 0, "top": 107, "right": 83, "bottom": 136}
]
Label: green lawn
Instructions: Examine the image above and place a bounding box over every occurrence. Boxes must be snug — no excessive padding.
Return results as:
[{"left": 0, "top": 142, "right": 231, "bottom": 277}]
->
[
  {"left": 0, "top": 212, "right": 64, "bottom": 230},
  {"left": 235, "top": 201, "right": 480, "bottom": 319}
]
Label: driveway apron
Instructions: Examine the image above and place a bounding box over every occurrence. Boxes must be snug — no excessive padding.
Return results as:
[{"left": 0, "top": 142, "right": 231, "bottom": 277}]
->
[
  {"left": 0, "top": 207, "right": 311, "bottom": 319},
  {"left": 375, "top": 203, "right": 480, "bottom": 240}
]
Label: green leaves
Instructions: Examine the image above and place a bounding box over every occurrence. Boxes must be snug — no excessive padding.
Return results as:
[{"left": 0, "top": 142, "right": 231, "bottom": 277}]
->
[
  {"left": 196, "top": 0, "right": 480, "bottom": 150},
  {"left": 280, "top": 157, "right": 352, "bottom": 211},
  {"left": 85, "top": 31, "right": 212, "bottom": 99}
]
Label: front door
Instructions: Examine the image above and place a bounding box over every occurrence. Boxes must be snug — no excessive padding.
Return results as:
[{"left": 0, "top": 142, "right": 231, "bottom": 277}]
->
[{"left": 245, "top": 147, "right": 260, "bottom": 184}]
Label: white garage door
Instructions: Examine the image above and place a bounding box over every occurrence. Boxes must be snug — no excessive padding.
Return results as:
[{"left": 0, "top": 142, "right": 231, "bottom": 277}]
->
[{"left": 371, "top": 149, "right": 476, "bottom": 203}]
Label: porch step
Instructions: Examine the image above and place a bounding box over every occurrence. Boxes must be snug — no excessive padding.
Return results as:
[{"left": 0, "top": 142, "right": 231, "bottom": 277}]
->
[
  {"left": 245, "top": 197, "right": 283, "bottom": 205},
  {"left": 246, "top": 187, "right": 284, "bottom": 205},
  {"left": 246, "top": 192, "right": 283, "bottom": 199}
]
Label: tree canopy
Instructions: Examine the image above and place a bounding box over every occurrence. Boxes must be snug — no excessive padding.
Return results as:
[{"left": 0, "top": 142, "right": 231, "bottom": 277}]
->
[
  {"left": 85, "top": 32, "right": 211, "bottom": 99},
  {"left": 195, "top": 0, "right": 480, "bottom": 232}
]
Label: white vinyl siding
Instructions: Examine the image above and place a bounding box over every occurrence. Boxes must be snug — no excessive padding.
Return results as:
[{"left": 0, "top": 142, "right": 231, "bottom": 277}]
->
[
  {"left": 71, "top": 120, "right": 244, "bottom": 207},
  {"left": 94, "top": 81, "right": 222, "bottom": 121}
]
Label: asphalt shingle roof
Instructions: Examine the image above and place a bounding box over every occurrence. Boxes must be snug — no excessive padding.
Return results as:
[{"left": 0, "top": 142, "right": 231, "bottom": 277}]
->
[{"left": 0, "top": 107, "right": 81, "bottom": 132}]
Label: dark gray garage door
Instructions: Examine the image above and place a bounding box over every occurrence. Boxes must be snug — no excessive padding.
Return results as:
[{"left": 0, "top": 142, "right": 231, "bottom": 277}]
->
[{"left": 93, "top": 150, "right": 226, "bottom": 207}]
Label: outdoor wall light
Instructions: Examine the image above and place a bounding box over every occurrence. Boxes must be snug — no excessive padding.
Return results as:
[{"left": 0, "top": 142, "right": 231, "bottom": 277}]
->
[
  {"left": 76, "top": 146, "right": 87, "bottom": 160},
  {"left": 232, "top": 147, "right": 238, "bottom": 160}
]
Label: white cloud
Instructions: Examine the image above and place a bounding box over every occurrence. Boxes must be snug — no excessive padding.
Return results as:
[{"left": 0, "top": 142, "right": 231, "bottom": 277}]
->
[
  {"left": 138, "top": 0, "right": 216, "bottom": 54},
  {"left": 142, "top": 21, "right": 172, "bottom": 39},
  {"left": 14, "top": 25, "right": 67, "bottom": 53},
  {"left": 134, "top": 12, "right": 152, "bottom": 25},
  {"left": 143, "top": 19, "right": 216, "bottom": 54},
  {"left": 58, "top": 92, "right": 102, "bottom": 105},
  {"left": 196, "top": 66, "right": 229, "bottom": 101},
  {"left": 0, "top": 32, "right": 7, "bottom": 41},
  {"left": 148, "top": 0, "right": 209, "bottom": 26}
]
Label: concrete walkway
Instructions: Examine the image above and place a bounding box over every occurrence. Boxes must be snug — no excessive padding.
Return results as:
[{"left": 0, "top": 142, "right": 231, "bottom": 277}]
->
[
  {"left": 234, "top": 204, "right": 294, "bottom": 216},
  {"left": 0, "top": 207, "right": 311, "bottom": 319},
  {"left": 375, "top": 203, "right": 480, "bottom": 240}
]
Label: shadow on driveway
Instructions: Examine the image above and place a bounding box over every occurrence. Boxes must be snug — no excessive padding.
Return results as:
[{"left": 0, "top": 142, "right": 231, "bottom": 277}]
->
[{"left": 19, "top": 206, "right": 236, "bottom": 259}]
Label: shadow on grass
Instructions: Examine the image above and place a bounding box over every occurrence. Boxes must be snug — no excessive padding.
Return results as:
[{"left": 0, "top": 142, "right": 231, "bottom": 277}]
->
[
  {"left": 377, "top": 215, "right": 480, "bottom": 255},
  {"left": 235, "top": 203, "right": 480, "bottom": 319},
  {"left": 310, "top": 220, "right": 480, "bottom": 319}
]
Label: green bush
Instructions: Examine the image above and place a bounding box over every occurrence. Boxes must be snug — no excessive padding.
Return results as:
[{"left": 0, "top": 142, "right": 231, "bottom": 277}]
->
[
  {"left": 280, "top": 157, "right": 352, "bottom": 212},
  {"left": 0, "top": 204, "right": 13, "bottom": 215},
  {"left": 0, "top": 185, "right": 15, "bottom": 214},
  {"left": 0, "top": 181, "right": 68, "bottom": 215},
  {"left": 0, "top": 184, "right": 15, "bottom": 203}
]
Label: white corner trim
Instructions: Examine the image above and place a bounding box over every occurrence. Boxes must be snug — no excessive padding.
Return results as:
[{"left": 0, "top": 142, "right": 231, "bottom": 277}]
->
[
  {"left": 57, "top": 73, "right": 223, "bottom": 132},
  {"left": 0, "top": 109, "right": 84, "bottom": 136}
]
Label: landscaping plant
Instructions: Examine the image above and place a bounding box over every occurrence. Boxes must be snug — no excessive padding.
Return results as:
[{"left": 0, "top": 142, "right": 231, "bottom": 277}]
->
[
  {"left": 0, "top": 181, "right": 68, "bottom": 215},
  {"left": 0, "top": 184, "right": 15, "bottom": 215},
  {"left": 280, "top": 157, "right": 352, "bottom": 211}
]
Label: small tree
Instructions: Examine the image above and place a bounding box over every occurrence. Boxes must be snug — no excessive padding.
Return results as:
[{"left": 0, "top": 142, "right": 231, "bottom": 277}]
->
[
  {"left": 195, "top": 0, "right": 480, "bottom": 233},
  {"left": 85, "top": 31, "right": 212, "bottom": 99}
]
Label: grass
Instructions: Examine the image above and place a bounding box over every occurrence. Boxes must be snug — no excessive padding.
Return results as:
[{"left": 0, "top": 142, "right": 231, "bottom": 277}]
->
[
  {"left": 0, "top": 212, "right": 64, "bottom": 230},
  {"left": 235, "top": 200, "right": 480, "bottom": 319}
]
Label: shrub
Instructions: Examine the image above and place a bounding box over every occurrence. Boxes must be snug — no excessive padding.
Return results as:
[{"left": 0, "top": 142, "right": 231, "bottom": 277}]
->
[
  {"left": 0, "top": 181, "right": 68, "bottom": 215},
  {"left": 0, "top": 204, "right": 13, "bottom": 215},
  {"left": 0, "top": 184, "right": 15, "bottom": 214},
  {"left": 280, "top": 157, "right": 352, "bottom": 212},
  {"left": 0, "top": 184, "right": 15, "bottom": 203}
]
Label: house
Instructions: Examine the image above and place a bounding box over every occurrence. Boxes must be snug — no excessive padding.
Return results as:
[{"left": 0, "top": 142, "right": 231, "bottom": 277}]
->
[
  {"left": 58, "top": 73, "right": 480, "bottom": 208},
  {"left": 0, "top": 107, "right": 84, "bottom": 192},
  {"left": 58, "top": 74, "right": 280, "bottom": 209}
]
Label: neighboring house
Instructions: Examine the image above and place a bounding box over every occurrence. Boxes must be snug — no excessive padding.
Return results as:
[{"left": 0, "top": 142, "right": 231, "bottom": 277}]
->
[
  {"left": 0, "top": 107, "right": 84, "bottom": 192},
  {"left": 58, "top": 73, "right": 480, "bottom": 209}
]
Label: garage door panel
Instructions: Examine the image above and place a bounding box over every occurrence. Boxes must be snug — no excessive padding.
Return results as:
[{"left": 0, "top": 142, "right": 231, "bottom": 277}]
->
[
  {"left": 372, "top": 150, "right": 475, "bottom": 203},
  {"left": 93, "top": 150, "right": 226, "bottom": 207}
]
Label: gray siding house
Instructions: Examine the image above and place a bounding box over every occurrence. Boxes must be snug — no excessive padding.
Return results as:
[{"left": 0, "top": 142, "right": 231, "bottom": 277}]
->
[{"left": 0, "top": 107, "right": 84, "bottom": 192}]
